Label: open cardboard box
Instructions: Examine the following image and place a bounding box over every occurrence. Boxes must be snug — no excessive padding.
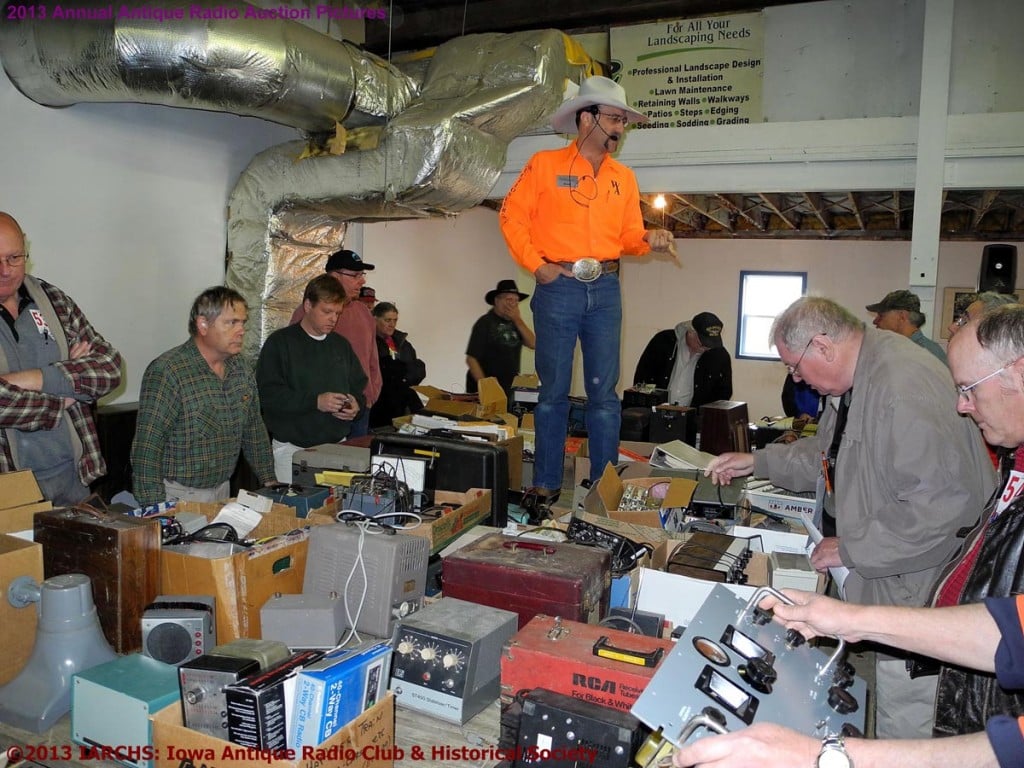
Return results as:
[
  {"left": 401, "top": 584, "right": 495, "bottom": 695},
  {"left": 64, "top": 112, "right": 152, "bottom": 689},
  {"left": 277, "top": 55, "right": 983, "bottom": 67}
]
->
[
  {"left": 309, "top": 489, "right": 494, "bottom": 556},
  {"left": 151, "top": 691, "right": 395, "bottom": 768},
  {"left": 160, "top": 499, "right": 332, "bottom": 642},
  {"left": 0, "top": 470, "right": 52, "bottom": 536},
  {"left": 0, "top": 533, "right": 43, "bottom": 685},
  {"left": 583, "top": 464, "right": 697, "bottom": 529},
  {"left": 414, "top": 376, "right": 508, "bottom": 418},
  {"left": 398, "top": 488, "right": 492, "bottom": 555},
  {"left": 574, "top": 440, "right": 659, "bottom": 486}
]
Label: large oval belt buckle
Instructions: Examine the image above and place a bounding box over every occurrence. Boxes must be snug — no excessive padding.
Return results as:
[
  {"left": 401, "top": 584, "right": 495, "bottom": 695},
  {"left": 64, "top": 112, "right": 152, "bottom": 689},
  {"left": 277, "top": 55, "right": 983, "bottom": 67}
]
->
[{"left": 572, "top": 258, "right": 602, "bottom": 282}]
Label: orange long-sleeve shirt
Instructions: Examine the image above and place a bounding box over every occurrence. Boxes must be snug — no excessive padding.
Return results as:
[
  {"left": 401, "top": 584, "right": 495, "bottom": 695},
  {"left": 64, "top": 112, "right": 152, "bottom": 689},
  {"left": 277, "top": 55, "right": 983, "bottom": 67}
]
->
[{"left": 499, "top": 142, "right": 651, "bottom": 273}]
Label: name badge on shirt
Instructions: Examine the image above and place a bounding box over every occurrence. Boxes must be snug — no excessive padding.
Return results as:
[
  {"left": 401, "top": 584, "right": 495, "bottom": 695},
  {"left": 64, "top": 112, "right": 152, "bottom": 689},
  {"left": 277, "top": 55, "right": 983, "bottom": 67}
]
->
[
  {"left": 28, "top": 309, "right": 52, "bottom": 340},
  {"left": 996, "top": 468, "right": 1024, "bottom": 516},
  {"left": 556, "top": 175, "right": 580, "bottom": 189}
]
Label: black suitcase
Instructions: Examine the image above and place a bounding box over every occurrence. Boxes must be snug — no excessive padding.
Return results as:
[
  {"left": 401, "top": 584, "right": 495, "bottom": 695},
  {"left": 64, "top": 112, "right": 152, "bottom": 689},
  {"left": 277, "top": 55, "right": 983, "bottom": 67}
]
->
[{"left": 370, "top": 433, "right": 508, "bottom": 526}]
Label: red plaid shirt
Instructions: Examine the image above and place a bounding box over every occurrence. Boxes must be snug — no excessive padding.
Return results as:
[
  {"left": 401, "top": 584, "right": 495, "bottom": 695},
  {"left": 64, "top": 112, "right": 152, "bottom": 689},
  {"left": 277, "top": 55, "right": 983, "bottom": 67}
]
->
[{"left": 0, "top": 277, "right": 123, "bottom": 485}]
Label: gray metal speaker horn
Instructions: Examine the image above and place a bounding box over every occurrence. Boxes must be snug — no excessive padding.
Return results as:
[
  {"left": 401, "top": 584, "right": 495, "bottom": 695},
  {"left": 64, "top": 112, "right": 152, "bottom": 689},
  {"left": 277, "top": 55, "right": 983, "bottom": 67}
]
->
[{"left": 0, "top": 573, "right": 116, "bottom": 732}]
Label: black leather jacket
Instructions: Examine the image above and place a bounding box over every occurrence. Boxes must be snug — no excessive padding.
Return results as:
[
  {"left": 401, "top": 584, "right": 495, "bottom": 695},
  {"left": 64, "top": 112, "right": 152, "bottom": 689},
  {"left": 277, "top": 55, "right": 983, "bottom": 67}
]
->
[{"left": 932, "top": 451, "right": 1024, "bottom": 736}]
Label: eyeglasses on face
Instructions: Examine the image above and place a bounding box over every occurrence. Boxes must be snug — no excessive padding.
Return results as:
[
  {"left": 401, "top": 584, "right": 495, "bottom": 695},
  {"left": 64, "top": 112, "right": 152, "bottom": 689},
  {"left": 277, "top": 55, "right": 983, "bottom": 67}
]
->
[
  {"left": 957, "top": 359, "right": 1019, "bottom": 401},
  {"left": 335, "top": 270, "right": 365, "bottom": 279},
  {"left": 596, "top": 111, "right": 629, "bottom": 127},
  {"left": 0, "top": 253, "right": 27, "bottom": 267},
  {"left": 953, "top": 313, "right": 971, "bottom": 329},
  {"left": 785, "top": 334, "right": 824, "bottom": 377}
]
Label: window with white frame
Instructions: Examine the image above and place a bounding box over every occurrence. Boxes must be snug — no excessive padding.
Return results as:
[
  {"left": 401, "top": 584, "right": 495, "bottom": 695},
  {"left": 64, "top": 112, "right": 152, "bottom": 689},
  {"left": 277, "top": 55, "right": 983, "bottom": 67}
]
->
[{"left": 736, "top": 271, "right": 807, "bottom": 360}]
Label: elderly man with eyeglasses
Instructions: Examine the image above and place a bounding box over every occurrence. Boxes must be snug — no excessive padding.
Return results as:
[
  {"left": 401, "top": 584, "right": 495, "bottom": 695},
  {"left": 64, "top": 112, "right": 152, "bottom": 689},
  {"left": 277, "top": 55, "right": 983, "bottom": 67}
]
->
[
  {"left": 705, "top": 295, "right": 995, "bottom": 740},
  {"left": 0, "top": 211, "right": 122, "bottom": 506},
  {"left": 927, "top": 303, "right": 1024, "bottom": 739}
]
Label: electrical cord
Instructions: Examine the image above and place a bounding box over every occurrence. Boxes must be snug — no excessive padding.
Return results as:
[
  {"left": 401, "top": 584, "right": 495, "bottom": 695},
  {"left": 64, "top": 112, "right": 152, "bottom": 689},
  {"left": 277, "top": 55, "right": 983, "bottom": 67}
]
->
[{"left": 599, "top": 614, "right": 645, "bottom": 635}]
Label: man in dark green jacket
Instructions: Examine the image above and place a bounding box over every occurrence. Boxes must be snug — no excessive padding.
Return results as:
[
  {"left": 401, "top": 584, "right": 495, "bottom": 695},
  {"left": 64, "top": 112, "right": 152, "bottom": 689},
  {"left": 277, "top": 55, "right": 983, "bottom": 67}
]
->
[{"left": 257, "top": 275, "right": 368, "bottom": 483}]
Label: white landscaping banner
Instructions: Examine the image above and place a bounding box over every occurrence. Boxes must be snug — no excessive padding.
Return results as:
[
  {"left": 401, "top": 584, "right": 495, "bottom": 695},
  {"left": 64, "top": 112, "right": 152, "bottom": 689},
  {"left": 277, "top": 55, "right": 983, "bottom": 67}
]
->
[{"left": 610, "top": 12, "right": 765, "bottom": 130}]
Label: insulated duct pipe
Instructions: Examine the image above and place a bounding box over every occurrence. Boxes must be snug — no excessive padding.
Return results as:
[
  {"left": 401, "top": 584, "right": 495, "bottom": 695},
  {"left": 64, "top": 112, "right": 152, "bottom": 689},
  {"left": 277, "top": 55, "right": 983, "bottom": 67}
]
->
[{"left": 0, "top": 0, "right": 415, "bottom": 132}]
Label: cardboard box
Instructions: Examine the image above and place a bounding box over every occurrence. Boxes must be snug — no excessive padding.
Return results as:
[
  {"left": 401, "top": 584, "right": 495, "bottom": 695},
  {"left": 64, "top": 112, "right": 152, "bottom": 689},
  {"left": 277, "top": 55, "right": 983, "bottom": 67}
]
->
[
  {"left": 574, "top": 440, "right": 659, "bottom": 486},
  {"left": 397, "top": 489, "right": 492, "bottom": 555},
  {"left": 0, "top": 534, "right": 43, "bottom": 685},
  {"left": 254, "top": 486, "right": 335, "bottom": 519},
  {"left": 583, "top": 465, "right": 697, "bottom": 529},
  {"left": 290, "top": 642, "right": 392, "bottom": 750},
  {"left": 732, "top": 525, "right": 826, "bottom": 593},
  {"left": 0, "top": 470, "right": 52, "bottom": 535},
  {"left": 151, "top": 692, "right": 395, "bottom": 768},
  {"left": 636, "top": 567, "right": 757, "bottom": 628},
  {"left": 160, "top": 504, "right": 330, "bottom": 642},
  {"left": 414, "top": 376, "right": 508, "bottom": 418}
]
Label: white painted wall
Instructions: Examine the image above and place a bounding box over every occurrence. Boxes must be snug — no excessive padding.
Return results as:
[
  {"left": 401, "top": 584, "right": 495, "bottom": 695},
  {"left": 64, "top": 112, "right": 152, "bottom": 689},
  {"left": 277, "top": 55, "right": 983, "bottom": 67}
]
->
[
  {"left": 0, "top": 72, "right": 296, "bottom": 401},
  {"left": 0, "top": 0, "right": 1020, "bottom": 416},
  {"left": 363, "top": 209, "right": 1014, "bottom": 420}
]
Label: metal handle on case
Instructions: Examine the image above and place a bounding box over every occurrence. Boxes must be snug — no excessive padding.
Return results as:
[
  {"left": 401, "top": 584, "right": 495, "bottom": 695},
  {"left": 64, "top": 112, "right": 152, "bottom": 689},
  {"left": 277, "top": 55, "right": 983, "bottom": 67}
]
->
[
  {"left": 502, "top": 540, "right": 556, "bottom": 554},
  {"left": 741, "top": 586, "right": 847, "bottom": 680},
  {"left": 676, "top": 711, "right": 730, "bottom": 743}
]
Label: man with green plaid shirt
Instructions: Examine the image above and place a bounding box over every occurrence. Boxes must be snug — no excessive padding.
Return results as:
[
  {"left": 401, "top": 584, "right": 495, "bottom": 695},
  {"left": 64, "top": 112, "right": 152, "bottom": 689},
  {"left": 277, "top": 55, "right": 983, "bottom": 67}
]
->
[
  {"left": 0, "top": 212, "right": 122, "bottom": 506},
  {"left": 131, "top": 287, "right": 275, "bottom": 505}
]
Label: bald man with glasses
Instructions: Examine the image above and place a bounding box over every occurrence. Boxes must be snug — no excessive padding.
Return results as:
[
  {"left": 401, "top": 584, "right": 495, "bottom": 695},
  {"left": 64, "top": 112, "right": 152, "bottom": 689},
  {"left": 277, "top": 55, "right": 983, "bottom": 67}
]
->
[
  {"left": 705, "top": 296, "right": 995, "bottom": 740},
  {"left": 0, "top": 211, "right": 122, "bottom": 506}
]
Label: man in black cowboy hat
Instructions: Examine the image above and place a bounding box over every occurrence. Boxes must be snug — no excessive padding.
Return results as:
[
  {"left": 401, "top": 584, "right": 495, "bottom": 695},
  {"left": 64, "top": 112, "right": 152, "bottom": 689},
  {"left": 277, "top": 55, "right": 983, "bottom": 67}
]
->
[
  {"left": 465, "top": 279, "right": 536, "bottom": 398},
  {"left": 499, "top": 75, "right": 676, "bottom": 499}
]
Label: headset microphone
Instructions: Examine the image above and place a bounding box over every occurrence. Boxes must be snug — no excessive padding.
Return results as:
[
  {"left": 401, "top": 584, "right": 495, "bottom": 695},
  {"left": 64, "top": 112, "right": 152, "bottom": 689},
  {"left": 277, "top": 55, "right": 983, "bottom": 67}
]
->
[{"left": 588, "top": 107, "right": 621, "bottom": 146}]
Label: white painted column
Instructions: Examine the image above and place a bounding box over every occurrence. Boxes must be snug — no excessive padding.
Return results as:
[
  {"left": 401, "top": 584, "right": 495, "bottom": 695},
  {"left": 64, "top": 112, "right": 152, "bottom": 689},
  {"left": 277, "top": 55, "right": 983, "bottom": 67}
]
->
[{"left": 909, "top": 0, "right": 956, "bottom": 336}]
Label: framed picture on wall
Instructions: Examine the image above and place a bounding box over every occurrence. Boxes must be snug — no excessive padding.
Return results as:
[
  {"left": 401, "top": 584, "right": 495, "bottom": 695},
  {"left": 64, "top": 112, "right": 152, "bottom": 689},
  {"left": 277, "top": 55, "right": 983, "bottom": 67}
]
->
[{"left": 940, "top": 286, "right": 1024, "bottom": 339}]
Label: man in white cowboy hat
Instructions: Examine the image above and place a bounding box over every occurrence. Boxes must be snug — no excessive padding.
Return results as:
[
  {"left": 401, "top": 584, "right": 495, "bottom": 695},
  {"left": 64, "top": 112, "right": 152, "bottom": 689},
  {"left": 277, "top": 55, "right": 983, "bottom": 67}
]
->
[
  {"left": 499, "top": 75, "right": 675, "bottom": 500},
  {"left": 465, "top": 279, "right": 536, "bottom": 398}
]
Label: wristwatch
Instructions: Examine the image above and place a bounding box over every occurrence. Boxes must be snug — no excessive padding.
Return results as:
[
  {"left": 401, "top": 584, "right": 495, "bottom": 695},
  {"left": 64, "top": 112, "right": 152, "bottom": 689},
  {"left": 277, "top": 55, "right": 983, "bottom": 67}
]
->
[{"left": 816, "top": 735, "right": 853, "bottom": 768}]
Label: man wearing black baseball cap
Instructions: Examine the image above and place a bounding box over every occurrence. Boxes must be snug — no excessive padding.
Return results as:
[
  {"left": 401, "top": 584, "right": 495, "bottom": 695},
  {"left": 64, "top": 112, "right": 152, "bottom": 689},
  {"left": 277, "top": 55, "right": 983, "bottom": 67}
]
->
[
  {"left": 634, "top": 311, "right": 732, "bottom": 411},
  {"left": 289, "top": 249, "right": 381, "bottom": 437}
]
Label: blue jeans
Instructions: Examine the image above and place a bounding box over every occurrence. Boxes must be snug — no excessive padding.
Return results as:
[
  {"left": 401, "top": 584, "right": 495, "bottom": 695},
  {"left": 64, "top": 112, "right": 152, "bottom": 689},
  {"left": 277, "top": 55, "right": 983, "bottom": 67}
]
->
[{"left": 531, "top": 273, "right": 622, "bottom": 490}]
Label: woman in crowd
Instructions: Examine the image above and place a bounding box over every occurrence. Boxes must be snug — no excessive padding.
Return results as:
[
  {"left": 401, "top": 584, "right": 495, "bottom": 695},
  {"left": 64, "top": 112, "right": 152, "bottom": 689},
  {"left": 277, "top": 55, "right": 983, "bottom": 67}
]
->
[{"left": 369, "top": 302, "right": 426, "bottom": 429}]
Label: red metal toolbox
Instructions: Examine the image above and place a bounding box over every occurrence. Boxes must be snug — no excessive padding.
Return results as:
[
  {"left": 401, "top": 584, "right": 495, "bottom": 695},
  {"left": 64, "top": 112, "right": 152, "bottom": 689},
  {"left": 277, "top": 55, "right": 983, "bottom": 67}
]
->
[
  {"left": 501, "top": 615, "right": 674, "bottom": 712},
  {"left": 442, "top": 533, "right": 610, "bottom": 628}
]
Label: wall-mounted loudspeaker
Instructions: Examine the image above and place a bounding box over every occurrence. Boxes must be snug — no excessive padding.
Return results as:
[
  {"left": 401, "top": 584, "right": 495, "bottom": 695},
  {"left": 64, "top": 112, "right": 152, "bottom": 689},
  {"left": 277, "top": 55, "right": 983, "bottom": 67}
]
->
[
  {"left": 141, "top": 596, "right": 215, "bottom": 666},
  {"left": 979, "top": 244, "right": 1018, "bottom": 294}
]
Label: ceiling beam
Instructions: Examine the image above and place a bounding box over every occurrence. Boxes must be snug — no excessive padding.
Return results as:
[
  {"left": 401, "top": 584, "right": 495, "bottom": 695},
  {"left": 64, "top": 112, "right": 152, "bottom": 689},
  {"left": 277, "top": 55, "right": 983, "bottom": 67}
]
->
[
  {"left": 972, "top": 189, "right": 1000, "bottom": 230},
  {"left": 758, "top": 193, "right": 797, "bottom": 230},
  {"left": 801, "top": 192, "right": 831, "bottom": 231},
  {"left": 716, "top": 194, "right": 764, "bottom": 231},
  {"left": 673, "top": 194, "right": 733, "bottom": 232},
  {"left": 846, "top": 192, "right": 865, "bottom": 231}
]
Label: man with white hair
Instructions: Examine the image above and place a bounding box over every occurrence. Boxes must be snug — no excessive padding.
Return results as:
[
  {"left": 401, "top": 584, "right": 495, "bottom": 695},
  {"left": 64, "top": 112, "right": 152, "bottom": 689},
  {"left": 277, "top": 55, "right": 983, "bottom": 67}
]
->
[
  {"left": 499, "top": 75, "right": 675, "bottom": 500},
  {"left": 705, "top": 296, "right": 995, "bottom": 738}
]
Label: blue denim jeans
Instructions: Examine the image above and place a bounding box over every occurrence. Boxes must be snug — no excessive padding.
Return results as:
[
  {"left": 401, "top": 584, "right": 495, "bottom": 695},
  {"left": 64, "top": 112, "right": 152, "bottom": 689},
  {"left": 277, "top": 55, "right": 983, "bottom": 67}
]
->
[{"left": 531, "top": 272, "right": 622, "bottom": 490}]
